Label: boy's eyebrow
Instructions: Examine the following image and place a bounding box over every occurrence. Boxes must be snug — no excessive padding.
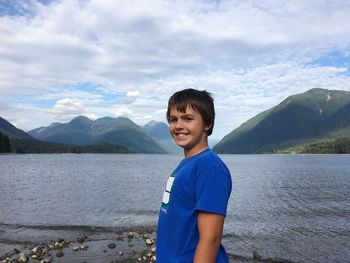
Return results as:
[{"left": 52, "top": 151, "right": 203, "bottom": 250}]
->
[
  {"left": 181, "top": 114, "right": 194, "bottom": 117},
  {"left": 169, "top": 113, "right": 194, "bottom": 118}
]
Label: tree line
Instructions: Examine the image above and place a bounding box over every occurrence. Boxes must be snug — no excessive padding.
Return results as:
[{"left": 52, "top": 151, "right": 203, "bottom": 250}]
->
[
  {"left": 8, "top": 138, "right": 131, "bottom": 154},
  {"left": 0, "top": 131, "right": 11, "bottom": 153},
  {"left": 300, "top": 137, "right": 350, "bottom": 154}
]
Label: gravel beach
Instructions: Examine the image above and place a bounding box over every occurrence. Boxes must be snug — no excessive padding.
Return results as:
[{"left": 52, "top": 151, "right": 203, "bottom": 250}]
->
[{"left": 0, "top": 226, "right": 156, "bottom": 263}]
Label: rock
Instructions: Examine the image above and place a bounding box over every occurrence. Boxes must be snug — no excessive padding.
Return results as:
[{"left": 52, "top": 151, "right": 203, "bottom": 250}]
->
[
  {"left": 118, "top": 251, "right": 123, "bottom": 256},
  {"left": 32, "top": 254, "right": 39, "bottom": 260},
  {"left": 143, "top": 233, "right": 150, "bottom": 239},
  {"left": 18, "top": 253, "right": 28, "bottom": 262},
  {"left": 151, "top": 247, "right": 156, "bottom": 253},
  {"left": 108, "top": 243, "right": 116, "bottom": 249},
  {"left": 150, "top": 255, "right": 156, "bottom": 262},
  {"left": 127, "top": 232, "right": 134, "bottom": 238},
  {"left": 72, "top": 246, "right": 80, "bottom": 251},
  {"left": 80, "top": 245, "right": 88, "bottom": 251},
  {"left": 13, "top": 248, "right": 21, "bottom": 254},
  {"left": 43, "top": 255, "right": 53, "bottom": 263},
  {"left": 54, "top": 242, "right": 62, "bottom": 249},
  {"left": 77, "top": 235, "right": 88, "bottom": 243},
  {"left": 145, "top": 239, "right": 153, "bottom": 246},
  {"left": 56, "top": 251, "right": 64, "bottom": 257},
  {"left": 0, "top": 260, "right": 8, "bottom": 263},
  {"left": 253, "top": 250, "right": 261, "bottom": 260}
]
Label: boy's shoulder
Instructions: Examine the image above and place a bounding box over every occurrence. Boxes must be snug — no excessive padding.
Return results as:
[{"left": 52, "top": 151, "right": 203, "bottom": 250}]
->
[{"left": 193, "top": 149, "right": 229, "bottom": 173}]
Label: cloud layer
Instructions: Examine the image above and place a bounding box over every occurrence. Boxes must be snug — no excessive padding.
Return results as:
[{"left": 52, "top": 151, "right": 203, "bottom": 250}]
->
[{"left": 1, "top": 0, "right": 350, "bottom": 139}]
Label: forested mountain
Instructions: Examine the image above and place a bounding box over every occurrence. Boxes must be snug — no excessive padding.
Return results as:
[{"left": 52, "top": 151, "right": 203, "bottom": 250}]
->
[
  {"left": 143, "top": 120, "right": 181, "bottom": 153},
  {"left": 0, "top": 116, "right": 33, "bottom": 139},
  {"left": 29, "top": 116, "right": 166, "bottom": 153},
  {"left": 0, "top": 131, "right": 10, "bottom": 153},
  {"left": 213, "top": 88, "right": 350, "bottom": 153},
  {"left": 0, "top": 116, "right": 130, "bottom": 154}
]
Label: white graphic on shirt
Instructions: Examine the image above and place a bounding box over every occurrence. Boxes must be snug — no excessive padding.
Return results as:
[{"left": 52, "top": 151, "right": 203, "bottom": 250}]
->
[{"left": 161, "top": 174, "right": 175, "bottom": 209}]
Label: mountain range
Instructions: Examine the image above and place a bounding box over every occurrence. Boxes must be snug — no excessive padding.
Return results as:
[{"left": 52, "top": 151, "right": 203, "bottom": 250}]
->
[
  {"left": 28, "top": 116, "right": 168, "bottom": 154},
  {"left": 213, "top": 88, "right": 350, "bottom": 153},
  {"left": 2, "top": 88, "right": 350, "bottom": 154}
]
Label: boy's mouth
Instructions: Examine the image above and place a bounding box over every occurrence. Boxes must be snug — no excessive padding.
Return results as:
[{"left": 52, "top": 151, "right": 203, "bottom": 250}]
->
[{"left": 175, "top": 132, "right": 189, "bottom": 137}]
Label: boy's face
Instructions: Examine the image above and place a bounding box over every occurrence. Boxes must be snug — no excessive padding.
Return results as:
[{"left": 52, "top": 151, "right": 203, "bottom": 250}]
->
[{"left": 168, "top": 106, "right": 211, "bottom": 158}]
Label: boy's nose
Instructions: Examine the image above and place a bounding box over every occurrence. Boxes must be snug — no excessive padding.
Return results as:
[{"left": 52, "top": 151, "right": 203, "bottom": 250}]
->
[{"left": 174, "top": 120, "right": 184, "bottom": 129}]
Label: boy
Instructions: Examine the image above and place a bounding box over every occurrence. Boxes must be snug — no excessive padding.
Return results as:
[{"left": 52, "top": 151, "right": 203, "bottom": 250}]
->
[{"left": 156, "top": 89, "right": 232, "bottom": 263}]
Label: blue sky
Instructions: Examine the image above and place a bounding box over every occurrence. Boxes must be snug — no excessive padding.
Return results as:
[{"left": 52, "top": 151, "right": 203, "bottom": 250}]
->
[{"left": 1, "top": 0, "right": 350, "bottom": 140}]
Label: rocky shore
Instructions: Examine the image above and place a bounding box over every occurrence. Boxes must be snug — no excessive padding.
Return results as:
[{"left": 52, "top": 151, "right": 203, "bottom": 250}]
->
[{"left": 0, "top": 230, "right": 156, "bottom": 263}]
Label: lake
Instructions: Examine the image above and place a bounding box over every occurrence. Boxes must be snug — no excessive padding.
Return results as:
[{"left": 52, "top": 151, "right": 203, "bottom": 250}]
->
[{"left": 0, "top": 154, "right": 349, "bottom": 263}]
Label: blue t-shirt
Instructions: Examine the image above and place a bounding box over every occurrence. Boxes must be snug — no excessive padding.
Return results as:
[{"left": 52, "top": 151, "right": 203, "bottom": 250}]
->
[{"left": 156, "top": 148, "right": 232, "bottom": 263}]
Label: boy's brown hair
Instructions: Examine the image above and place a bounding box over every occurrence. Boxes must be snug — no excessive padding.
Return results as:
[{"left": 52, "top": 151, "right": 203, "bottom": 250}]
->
[{"left": 166, "top": 89, "right": 215, "bottom": 136}]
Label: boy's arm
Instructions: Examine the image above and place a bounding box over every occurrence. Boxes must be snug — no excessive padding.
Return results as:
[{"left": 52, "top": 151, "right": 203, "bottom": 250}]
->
[{"left": 193, "top": 212, "right": 225, "bottom": 263}]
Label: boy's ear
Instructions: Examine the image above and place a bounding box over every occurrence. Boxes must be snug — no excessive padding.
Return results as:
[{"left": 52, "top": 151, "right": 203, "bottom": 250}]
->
[{"left": 204, "top": 123, "right": 213, "bottom": 132}]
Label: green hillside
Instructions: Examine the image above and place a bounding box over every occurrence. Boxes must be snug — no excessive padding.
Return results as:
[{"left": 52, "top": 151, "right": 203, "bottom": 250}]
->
[
  {"left": 29, "top": 116, "right": 166, "bottom": 154},
  {"left": 0, "top": 116, "right": 33, "bottom": 139},
  {"left": 213, "top": 89, "right": 350, "bottom": 153},
  {"left": 0, "top": 116, "right": 130, "bottom": 154},
  {"left": 143, "top": 121, "right": 181, "bottom": 153}
]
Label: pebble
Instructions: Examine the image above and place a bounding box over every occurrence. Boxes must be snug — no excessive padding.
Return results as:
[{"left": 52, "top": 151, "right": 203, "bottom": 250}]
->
[
  {"left": 150, "top": 255, "right": 156, "bottom": 262},
  {"left": 127, "top": 232, "right": 134, "bottom": 238},
  {"left": 43, "top": 255, "right": 53, "bottom": 263},
  {"left": 143, "top": 233, "right": 150, "bottom": 239},
  {"left": 151, "top": 247, "right": 156, "bottom": 253},
  {"left": 13, "top": 248, "right": 21, "bottom": 254},
  {"left": 56, "top": 251, "right": 64, "bottom": 257},
  {"left": 72, "top": 246, "right": 80, "bottom": 251},
  {"left": 18, "top": 253, "right": 28, "bottom": 262},
  {"left": 253, "top": 250, "right": 261, "bottom": 260},
  {"left": 108, "top": 243, "right": 116, "bottom": 249},
  {"left": 77, "top": 235, "right": 88, "bottom": 243},
  {"left": 80, "top": 245, "right": 89, "bottom": 251},
  {"left": 118, "top": 251, "right": 123, "bottom": 256},
  {"left": 145, "top": 239, "right": 153, "bottom": 245}
]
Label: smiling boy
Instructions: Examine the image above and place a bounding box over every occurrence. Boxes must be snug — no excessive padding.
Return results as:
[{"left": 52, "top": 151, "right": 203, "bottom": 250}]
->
[{"left": 156, "top": 89, "right": 232, "bottom": 263}]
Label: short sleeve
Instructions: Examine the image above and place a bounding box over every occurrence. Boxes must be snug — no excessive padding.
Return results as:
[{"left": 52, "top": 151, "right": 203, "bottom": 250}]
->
[{"left": 194, "top": 167, "right": 232, "bottom": 216}]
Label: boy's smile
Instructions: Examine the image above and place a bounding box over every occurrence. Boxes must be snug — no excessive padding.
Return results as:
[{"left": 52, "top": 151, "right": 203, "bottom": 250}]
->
[{"left": 169, "top": 106, "right": 211, "bottom": 158}]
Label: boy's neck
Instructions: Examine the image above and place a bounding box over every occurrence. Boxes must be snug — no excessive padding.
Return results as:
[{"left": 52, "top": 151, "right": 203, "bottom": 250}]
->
[{"left": 184, "top": 142, "right": 209, "bottom": 159}]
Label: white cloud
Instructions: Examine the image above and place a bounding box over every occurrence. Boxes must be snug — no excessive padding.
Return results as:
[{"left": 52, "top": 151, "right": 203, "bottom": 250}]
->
[
  {"left": 115, "top": 107, "right": 133, "bottom": 117},
  {"left": 127, "top": 90, "right": 140, "bottom": 97},
  {"left": 1, "top": 0, "right": 350, "bottom": 138},
  {"left": 48, "top": 98, "right": 85, "bottom": 120}
]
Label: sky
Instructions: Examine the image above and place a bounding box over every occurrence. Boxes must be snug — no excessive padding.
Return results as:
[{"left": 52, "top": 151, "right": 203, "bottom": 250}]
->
[{"left": 1, "top": 0, "right": 350, "bottom": 140}]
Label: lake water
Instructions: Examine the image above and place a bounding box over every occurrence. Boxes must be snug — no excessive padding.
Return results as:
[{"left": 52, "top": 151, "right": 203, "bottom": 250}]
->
[{"left": 0, "top": 154, "right": 349, "bottom": 263}]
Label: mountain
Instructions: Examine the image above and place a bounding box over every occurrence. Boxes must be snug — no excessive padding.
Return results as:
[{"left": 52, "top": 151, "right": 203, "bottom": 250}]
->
[
  {"left": 0, "top": 116, "right": 130, "bottom": 154},
  {"left": 29, "top": 116, "right": 93, "bottom": 145},
  {"left": 29, "top": 116, "right": 166, "bottom": 154},
  {"left": 143, "top": 120, "right": 171, "bottom": 140},
  {"left": 0, "top": 116, "right": 33, "bottom": 139},
  {"left": 213, "top": 88, "right": 350, "bottom": 153},
  {"left": 143, "top": 120, "right": 181, "bottom": 153}
]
